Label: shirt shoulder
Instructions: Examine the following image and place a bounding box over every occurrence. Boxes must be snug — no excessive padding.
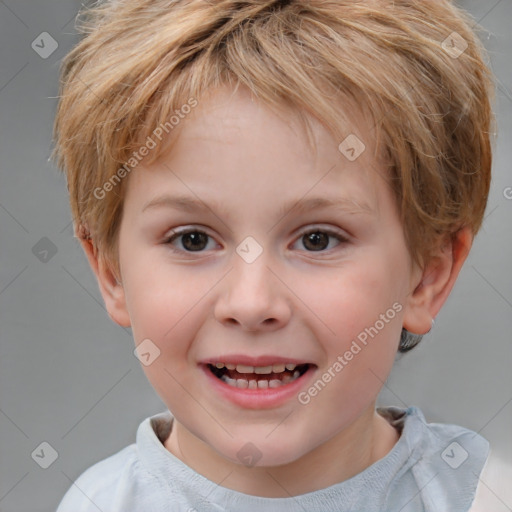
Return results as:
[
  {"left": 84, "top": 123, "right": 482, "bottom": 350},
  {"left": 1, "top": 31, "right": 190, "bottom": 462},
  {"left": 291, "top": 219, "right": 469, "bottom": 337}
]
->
[
  {"left": 381, "top": 406, "right": 490, "bottom": 512},
  {"left": 56, "top": 443, "right": 142, "bottom": 512}
]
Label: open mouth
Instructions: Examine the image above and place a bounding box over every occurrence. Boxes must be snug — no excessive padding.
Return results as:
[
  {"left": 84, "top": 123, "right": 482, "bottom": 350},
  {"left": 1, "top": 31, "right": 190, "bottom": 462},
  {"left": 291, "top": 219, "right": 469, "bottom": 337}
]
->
[{"left": 207, "top": 362, "right": 311, "bottom": 389}]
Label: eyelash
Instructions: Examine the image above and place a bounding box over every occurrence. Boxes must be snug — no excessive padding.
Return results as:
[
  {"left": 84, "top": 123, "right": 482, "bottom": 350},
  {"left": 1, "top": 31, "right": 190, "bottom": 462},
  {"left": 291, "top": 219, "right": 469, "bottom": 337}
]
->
[{"left": 163, "top": 226, "right": 349, "bottom": 255}]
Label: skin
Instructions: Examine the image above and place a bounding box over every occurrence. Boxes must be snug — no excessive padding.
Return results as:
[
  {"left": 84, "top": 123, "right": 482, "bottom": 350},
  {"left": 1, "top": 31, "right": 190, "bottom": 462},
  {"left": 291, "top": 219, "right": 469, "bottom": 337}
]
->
[{"left": 81, "top": 85, "right": 473, "bottom": 498}]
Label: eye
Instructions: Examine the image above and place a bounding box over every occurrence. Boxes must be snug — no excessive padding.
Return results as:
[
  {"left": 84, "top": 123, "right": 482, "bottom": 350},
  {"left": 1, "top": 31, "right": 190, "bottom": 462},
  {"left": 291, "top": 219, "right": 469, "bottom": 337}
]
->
[
  {"left": 292, "top": 227, "right": 349, "bottom": 253},
  {"left": 164, "top": 228, "right": 217, "bottom": 253},
  {"left": 163, "top": 226, "right": 349, "bottom": 254}
]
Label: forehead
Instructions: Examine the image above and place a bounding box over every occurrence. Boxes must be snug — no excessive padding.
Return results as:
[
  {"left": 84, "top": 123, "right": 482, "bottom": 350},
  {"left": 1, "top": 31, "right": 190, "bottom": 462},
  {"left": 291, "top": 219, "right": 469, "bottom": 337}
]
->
[
  {"left": 127, "top": 85, "right": 389, "bottom": 217},
  {"left": 179, "top": 85, "right": 379, "bottom": 158}
]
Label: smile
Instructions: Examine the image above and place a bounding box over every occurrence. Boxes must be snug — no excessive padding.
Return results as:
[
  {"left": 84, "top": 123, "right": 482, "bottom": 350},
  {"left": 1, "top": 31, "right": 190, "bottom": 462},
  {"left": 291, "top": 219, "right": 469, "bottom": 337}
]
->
[{"left": 208, "top": 362, "right": 310, "bottom": 389}]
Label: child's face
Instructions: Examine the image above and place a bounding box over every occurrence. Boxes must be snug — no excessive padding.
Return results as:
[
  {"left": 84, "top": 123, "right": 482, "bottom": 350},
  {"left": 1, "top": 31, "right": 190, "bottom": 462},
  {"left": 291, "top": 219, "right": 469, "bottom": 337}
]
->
[{"left": 113, "top": 86, "right": 423, "bottom": 466}]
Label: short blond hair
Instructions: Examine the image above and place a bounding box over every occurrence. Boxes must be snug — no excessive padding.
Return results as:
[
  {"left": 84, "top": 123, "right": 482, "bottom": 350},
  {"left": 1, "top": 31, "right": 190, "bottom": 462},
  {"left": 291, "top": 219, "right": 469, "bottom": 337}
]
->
[{"left": 52, "top": 0, "right": 495, "bottom": 278}]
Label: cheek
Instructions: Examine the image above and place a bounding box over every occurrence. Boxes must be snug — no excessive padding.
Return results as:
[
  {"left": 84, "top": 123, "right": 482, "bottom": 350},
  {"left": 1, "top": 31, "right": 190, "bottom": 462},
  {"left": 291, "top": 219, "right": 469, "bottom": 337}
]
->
[
  {"left": 296, "top": 255, "right": 405, "bottom": 344},
  {"left": 121, "top": 262, "right": 209, "bottom": 403},
  {"left": 121, "top": 255, "right": 175, "bottom": 335},
  {"left": 296, "top": 261, "right": 403, "bottom": 418},
  {"left": 121, "top": 256, "right": 216, "bottom": 355}
]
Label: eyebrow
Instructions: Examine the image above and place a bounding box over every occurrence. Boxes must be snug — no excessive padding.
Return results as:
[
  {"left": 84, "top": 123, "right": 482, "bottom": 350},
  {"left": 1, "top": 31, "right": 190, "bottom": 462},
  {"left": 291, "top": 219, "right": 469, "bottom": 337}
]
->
[{"left": 141, "top": 194, "right": 375, "bottom": 219}]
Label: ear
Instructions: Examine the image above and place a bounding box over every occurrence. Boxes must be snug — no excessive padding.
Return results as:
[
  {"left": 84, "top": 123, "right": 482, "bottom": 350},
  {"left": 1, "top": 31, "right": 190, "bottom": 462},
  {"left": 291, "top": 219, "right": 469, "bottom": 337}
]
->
[
  {"left": 79, "top": 236, "right": 131, "bottom": 328},
  {"left": 402, "top": 226, "right": 473, "bottom": 335}
]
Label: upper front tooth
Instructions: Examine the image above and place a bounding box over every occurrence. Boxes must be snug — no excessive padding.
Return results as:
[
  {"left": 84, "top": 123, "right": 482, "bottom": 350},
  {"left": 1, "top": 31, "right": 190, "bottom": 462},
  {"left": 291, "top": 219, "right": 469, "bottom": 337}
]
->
[
  {"left": 236, "top": 364, "right": 254, "bottom": 373},
  {"left": 254, "top": 366, "right": 273, "bottom": 374},
  {"left": 223, "top": 363, "right": 299, "bottom": 374}
]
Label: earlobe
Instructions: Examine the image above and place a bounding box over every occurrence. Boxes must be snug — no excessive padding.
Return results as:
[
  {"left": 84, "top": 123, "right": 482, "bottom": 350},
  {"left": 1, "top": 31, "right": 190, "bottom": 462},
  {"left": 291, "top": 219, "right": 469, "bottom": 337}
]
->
[
  {"left": 402, "top": 227, "right": 473, "bottom": 336},
  {"left": 78, "top": 235, "right": 131, "bottom": 328}
]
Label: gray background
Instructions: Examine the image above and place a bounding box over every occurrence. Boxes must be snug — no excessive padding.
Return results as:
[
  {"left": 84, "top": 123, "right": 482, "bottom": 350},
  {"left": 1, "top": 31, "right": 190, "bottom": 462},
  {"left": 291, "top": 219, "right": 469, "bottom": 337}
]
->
[{"left": 0, "top": 1, "right": 511, "bottom": 511}]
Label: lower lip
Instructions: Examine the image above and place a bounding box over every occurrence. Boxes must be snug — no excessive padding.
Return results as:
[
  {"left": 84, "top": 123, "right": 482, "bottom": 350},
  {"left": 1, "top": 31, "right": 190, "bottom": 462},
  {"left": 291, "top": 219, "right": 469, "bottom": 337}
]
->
[{"left": 200, "top": 364, "right": 316, "bottom": 409}]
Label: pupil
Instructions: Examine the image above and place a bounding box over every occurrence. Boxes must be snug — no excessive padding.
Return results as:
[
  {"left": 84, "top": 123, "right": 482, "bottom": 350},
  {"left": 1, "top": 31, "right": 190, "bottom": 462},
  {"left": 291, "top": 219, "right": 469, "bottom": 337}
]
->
[
  {"left": 304, "top": 232, "right": 327, "bottom": 251},
  {"left": 183, "top": 232, "right": 207, "bottom": 251}
]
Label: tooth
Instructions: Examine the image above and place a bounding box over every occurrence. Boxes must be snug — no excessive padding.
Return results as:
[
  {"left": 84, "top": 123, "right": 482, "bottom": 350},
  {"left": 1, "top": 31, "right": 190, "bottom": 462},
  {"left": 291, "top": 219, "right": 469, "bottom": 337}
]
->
[
  {"left": 281, "top": 374, "right": 293, "bottom": 384},
  {"left": 236, "top": 379, "right": 249, "bottom": 388},
  {"left": 248, "top": 379, "right": 258, "bottom": 389},
  {"left": 269, "top": 379, "right": 282, "bottom": 388},
  {"left": 293, "top": 370, "right": 300, "bottom": 379},
  {"left": 257, "top": 379, "right": 269, "bottom": 389},
  {"left": 285, "top": 363, "right": 297, "bottom": 371},
  {"left": 254, "top": 366, "right": 273, "bottom": 374},
  {"left": 236, "top": 364, "right": 254, "bottom": 373},
  {"left": 215, "top": 362, "right": 225, "bottom": 369},
  {"left": 272, "top": 364, "right": 285, "bottom": 373},
  {"left": 223, "top": 376, "right": 237, "bottom": 386},
  {"left": 226, "top": 363, "right": 236, "bottom": 370}
]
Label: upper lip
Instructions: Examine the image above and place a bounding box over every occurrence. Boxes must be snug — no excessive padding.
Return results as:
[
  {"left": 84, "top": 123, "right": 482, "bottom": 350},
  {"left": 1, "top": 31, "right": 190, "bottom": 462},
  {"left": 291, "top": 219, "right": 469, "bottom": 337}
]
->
[{"left": 200, "top": 355, "right": 313, "bottom": 367}]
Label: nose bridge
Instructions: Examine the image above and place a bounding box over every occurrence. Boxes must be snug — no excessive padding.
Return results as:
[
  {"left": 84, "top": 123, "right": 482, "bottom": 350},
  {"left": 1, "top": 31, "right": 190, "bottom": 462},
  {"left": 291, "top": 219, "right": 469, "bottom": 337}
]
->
[
  {"left": 229, "top": 234, "right": 275, "bottom": 293},
  {"left": 214, "top": 238, "right": 290, "bottom": 330}
]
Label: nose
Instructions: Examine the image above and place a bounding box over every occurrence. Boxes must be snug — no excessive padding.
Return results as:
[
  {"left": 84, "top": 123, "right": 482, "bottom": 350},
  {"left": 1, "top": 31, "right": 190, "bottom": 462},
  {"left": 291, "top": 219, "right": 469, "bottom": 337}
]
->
[{"left": 213, "top": 250, "right": 292, "bottom": 332}]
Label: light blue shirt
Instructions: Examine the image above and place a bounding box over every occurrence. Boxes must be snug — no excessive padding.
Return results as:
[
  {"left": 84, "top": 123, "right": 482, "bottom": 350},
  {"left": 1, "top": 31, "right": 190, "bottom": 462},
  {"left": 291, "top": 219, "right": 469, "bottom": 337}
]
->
[{"left": 56, "top": 406, "right": 489, "bottom": 512}]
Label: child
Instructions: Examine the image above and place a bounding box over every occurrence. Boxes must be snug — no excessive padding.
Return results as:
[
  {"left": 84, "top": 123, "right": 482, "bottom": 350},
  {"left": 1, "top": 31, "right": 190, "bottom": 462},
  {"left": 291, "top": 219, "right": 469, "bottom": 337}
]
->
[{"left": 51, "top": 0, "right": 496, "bottom": 510}]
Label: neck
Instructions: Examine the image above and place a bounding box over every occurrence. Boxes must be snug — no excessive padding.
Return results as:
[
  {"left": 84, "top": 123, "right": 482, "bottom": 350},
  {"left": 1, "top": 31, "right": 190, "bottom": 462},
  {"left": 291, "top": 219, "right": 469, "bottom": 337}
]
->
[{"left": 164, "top": 404, "right": 400, "bottom": 498}]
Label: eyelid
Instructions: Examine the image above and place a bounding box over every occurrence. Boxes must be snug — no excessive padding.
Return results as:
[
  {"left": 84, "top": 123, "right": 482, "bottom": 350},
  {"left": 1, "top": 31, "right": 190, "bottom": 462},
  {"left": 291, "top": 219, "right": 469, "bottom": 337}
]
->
[
  {"left": 163, "top": 225, "right": 215, "bottom": 244},
  {"left": 296, "top": 225, "right": 350, "bottom": 241},
  {"left": 164, "top": 225, "right": 210, "bottom": 238}
]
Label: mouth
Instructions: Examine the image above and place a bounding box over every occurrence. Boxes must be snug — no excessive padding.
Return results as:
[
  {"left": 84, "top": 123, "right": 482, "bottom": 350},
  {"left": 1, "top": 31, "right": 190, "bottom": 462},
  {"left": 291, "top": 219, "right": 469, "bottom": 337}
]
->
[{"left": 207, "top": 362, "right": 311, "bottom": 389}]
